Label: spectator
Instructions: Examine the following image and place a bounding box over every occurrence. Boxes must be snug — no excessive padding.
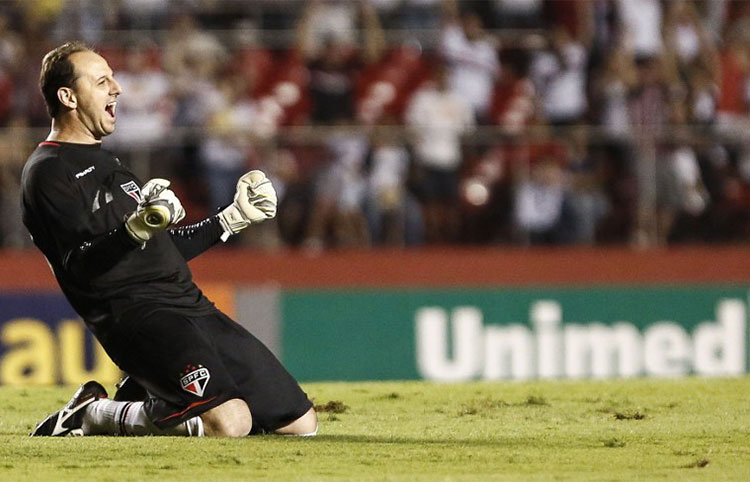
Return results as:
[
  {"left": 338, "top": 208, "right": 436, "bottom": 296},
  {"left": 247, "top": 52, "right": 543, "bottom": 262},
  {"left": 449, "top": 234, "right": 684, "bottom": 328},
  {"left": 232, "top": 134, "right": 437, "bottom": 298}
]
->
[
  {"left": 7, "top": 27, "right": 50, "bottom": 126},
  {"left": 107, "top": 44, "right": 174, "bottom": 154},
  {"left": 163, "top": 12, "right": 228, "bottom": 80},
  {"left": 164, "top": 13, "right": 227, "bottom": 200},
  {"left": 564, "top": 127, "right": 610, "bottom": 245},
  {"left": 0, "top": 0, "right": 749, "bottom": 248},
  {"left": 716, "top": 20, "right": 750, "bottom": 129},
  {"left": 0, "top": 114, "right": 32, "bottom": 247},
  {"left": 530, "top": 25, "right": 588, "bottom": 125},
  {"left": 514, "top": 156, "right": 574, "bottom": 245},
  {"left": 0, "top": 13, "right": 22, "bottom": 125},
  {"left": 199, "top": 72, "right": 259, "bottom": 214},
  {"left": 703, "top": 0, "right": 729, "bottom": 43},
  {"left": 592, "top": 46, "right": 637, "bottom": 139},
  {"left": 303, "top": 125, "right": 371, "bottom": 249},
  {"left": 297, "top": 0, "right": 385, "bottom": 124},
  {"left": 660, "top": 138, "right": 710, "bottom": 243},
  {"left": 545, "top": 0, "right": 595, "bottom": 46},
  {"left": 50, "top": 0, "right": 117, "bottom": 45},
  {"left": 297, "top": 0, "right": 361, "bottom": 54},
  {"left": 405, "top": 62, "right": 475, "bottom": 243},
  {"left": 627, "top": 54, "right": 691, "bottom": 246},
  {"left": 617, "top": 0, "right": 664, "bottom": 60},
  {"left": 440, "top": 0, "right": 500, "bottom": 123},
  {"left": 491, "top": 46, "right": 538, "bottom": 135},
  {"left": 364, "top": 123, "right": 423, "bottom": 246},
  {"left": 663, "top": 0, "right": 717, "bottom": 75},
  {"left": 0, "top": 13, "right": 23, "bottom": 77},
  {"left": 687, "top": 61, "right": 718, "bottom": 125}
]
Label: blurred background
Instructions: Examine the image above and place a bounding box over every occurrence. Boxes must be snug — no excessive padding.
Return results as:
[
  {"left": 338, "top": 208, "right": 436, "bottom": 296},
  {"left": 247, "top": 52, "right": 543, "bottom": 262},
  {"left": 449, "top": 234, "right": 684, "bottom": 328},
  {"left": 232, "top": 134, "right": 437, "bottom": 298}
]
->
[
  {"left": 1, "top": 0, "right": 750, "bottom": 251},
  {"left": 1, "top": 0, "right": 750, "bottom": 385}
]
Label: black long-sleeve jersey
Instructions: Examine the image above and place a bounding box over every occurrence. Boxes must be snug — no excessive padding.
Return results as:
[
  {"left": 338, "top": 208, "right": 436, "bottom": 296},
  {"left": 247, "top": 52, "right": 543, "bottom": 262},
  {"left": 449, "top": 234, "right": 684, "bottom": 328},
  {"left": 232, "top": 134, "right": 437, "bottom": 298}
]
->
[{"left": 21, "top": 141, "right": 223, "bottom": 325}]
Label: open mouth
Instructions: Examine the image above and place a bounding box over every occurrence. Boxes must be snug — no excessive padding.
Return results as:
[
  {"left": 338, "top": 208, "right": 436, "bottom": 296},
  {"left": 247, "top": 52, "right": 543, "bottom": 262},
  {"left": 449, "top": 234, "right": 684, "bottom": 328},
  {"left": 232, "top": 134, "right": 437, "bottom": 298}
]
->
[{"left": 105, "top": 101, "right": 117, "bottom": 120}]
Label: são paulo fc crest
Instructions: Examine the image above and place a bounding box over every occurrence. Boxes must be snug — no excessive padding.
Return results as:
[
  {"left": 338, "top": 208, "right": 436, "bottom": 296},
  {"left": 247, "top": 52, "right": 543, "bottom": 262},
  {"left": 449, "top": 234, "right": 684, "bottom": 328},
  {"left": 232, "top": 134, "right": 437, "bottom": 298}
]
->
[
  {"left": 180, "top": 365, "right": 211, "bottom": 397},
  {"left": 120, "top": 181, "right": 141, "bottom": 202}
]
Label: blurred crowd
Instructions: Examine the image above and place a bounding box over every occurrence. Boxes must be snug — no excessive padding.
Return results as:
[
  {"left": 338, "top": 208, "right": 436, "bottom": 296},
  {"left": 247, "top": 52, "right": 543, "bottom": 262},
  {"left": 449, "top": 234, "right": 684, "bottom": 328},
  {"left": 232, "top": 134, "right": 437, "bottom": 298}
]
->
[{"left": 1, "top": 0, "right": 750, "bottom": 250}]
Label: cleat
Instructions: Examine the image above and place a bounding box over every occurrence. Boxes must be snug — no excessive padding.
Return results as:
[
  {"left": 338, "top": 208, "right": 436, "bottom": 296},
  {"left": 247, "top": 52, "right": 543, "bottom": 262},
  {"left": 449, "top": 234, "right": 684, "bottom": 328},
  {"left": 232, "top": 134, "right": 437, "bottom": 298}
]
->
[{"left": 30, "top": 381, "right": 108, "bottom": 437}]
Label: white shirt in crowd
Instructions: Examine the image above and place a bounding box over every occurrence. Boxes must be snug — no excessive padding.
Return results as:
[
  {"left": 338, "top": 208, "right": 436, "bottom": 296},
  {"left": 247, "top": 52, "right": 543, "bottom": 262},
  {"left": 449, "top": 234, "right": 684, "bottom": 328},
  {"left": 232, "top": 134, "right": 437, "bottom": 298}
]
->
[
  {"left": 514, "top": 181, "right": 564, "bottom": 232},
  {"left": 670, "top": 146, "right": 708, "bottom": 215},
  {"left": 440, "top": 24, "right": 500, "bottom": 119},
  {"left": 368, "top": 145, "right": 410, "bottom": 202},
  {"left": 531, "top": 41, "right": 588, "bottom": 123},
  {"left": 200, "top": 84, "right": 257, "bottom": 171},
  {"left": 405, "top": 82, "right": 476, "bottom": 171},
  {"left": 321, "top": 133, "right": 370, "bottom": 211},
  {"left": 305, "top": 0, "right": 358, "bottom": 50},
  {"left": 107, "top": 70, "right": 172, "bottom": 148},
  {"left": 618, "top": 0, "right": 663, "bottom": 58}
]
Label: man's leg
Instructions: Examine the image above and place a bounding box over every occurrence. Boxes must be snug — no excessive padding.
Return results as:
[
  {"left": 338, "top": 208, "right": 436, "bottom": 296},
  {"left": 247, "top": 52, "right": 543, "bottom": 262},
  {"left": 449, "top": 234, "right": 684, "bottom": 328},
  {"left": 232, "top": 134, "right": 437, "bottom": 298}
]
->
[
  {"left": 32, "top": 382, "right": 254, "bottom": 438},
  {"left": 30, "top": 381, "right": 204, "bottom": 437},
  {"left": 82, "top": 395, "right": 204, "bottom": 436},
  {"left": 208, "top": 312, "right": 315, "bottom": 435},
  {"left": 200, "top": 398, "right": 252, "bottom": 437},
  {"left": 112, "top": 375, "right": 252, "bottom": 437},
  {"left": 98, "top": 310, "right": 253, "bottom": 436},
  {"left": 85, "top": 397, "right": 252, "bottom": 437},
  {"left": 274, "top": 407, "right": 318, "bottom": 436}
]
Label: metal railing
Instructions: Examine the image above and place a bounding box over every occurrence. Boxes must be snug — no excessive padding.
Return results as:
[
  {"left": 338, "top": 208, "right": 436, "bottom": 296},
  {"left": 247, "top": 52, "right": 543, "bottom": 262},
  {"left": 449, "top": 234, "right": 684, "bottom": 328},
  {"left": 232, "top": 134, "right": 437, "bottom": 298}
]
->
[{"left": 1, "top": 122, "right": 748, "bottom": 249}]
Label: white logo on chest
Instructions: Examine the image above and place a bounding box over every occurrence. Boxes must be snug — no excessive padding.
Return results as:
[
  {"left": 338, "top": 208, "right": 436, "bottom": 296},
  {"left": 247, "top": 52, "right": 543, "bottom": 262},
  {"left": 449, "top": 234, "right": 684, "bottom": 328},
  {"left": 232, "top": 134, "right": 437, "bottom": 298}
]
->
[{"left": 75, "top": 166, "right": 95, "bottom": 179}]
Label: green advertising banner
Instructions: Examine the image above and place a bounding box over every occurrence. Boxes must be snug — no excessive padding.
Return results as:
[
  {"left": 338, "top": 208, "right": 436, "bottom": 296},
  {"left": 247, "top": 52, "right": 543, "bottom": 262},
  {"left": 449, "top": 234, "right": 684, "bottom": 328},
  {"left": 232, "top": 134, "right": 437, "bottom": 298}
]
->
[{"left": 281, "top": 286, "right": 750, "bottom": 382}]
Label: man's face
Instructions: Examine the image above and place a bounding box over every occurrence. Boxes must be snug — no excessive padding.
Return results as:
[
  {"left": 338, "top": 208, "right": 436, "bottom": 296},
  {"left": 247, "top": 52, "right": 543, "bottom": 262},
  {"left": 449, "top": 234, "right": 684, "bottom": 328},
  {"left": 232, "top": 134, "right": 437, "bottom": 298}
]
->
[{"left": 68, "top": 50, "right": 121, "bottom": 139}]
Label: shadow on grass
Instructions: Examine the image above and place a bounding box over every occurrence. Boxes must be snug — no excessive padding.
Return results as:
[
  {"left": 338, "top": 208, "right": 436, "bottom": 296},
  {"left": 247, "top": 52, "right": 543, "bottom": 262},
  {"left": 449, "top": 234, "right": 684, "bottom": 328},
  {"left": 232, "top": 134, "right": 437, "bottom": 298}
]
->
[{"left": 284, "top": 433, "right": 541, "bottom": 448}]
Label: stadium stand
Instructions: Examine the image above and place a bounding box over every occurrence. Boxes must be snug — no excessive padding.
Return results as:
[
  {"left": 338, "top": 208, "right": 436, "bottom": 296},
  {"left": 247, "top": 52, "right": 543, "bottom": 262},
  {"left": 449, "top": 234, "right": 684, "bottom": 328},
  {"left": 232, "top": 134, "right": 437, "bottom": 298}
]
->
[{"left": 1, "top": 0, "right": 750, "bottom": 249}]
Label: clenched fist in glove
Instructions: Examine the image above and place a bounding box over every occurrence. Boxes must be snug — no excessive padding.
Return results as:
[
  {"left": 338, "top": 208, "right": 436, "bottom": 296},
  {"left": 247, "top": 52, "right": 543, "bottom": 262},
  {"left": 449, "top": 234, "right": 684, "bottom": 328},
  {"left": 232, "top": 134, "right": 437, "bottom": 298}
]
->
[
  {"left": 218, "top": 170, "right": 277, "bottom": 240},
  {"left": 125, "top": 178, "right": 186, "bottom": 243}
]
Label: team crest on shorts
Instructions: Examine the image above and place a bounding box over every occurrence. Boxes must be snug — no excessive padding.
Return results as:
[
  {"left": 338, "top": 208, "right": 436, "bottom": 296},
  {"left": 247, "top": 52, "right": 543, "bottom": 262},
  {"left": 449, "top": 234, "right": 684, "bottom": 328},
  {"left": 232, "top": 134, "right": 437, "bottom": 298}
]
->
[
  {"left": 180, "top": 365, "right": 211, "bottom": 397},
  {"left": 120, "top": 181, "right": 142, "bottom": 202}
]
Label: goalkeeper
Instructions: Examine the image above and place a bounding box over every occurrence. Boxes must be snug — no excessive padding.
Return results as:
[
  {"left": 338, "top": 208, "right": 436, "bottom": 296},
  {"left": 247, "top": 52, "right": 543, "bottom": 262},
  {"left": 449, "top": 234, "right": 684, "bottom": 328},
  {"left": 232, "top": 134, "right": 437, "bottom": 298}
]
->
[{"left": 21, "top": 42, "right": 317, "bottom": 437}]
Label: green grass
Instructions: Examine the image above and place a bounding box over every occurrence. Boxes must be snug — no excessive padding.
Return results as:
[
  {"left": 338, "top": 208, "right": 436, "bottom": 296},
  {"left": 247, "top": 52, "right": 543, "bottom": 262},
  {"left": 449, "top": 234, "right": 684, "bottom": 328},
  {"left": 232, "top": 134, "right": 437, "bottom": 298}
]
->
[{"left": 1, "top": 377, "right": 749, "bottom": 481}]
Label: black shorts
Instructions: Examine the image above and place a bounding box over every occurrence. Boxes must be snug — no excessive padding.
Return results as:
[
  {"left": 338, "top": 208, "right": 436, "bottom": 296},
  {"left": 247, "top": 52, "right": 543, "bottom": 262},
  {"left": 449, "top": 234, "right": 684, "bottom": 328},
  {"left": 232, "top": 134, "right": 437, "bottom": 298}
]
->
[{"left": 96, "top": 306, "right": 312, "bottom": 434}]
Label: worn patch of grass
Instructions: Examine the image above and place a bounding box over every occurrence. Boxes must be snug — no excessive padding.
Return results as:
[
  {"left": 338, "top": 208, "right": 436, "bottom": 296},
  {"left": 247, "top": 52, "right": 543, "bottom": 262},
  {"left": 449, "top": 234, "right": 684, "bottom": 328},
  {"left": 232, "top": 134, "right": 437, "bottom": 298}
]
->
[
  {"left": 602, "top": 437, "right": 626, "bottom": 448},
  {"left": 1, "top": 377, "right": 749, "bottom": 481},
  {"left": 313, "top": 400, "right": 349, "bottom": 414},
  {"left": 614, "top": 410, "right": 647, "bottom": 420}
]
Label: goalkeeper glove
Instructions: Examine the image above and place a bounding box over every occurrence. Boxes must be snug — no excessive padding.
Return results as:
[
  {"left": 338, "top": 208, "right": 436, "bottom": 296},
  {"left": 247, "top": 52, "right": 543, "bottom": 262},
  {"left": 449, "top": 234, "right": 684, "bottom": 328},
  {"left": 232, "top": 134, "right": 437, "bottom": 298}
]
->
[
  {"left": 218, "top": 170, "right": 277, "bottom": 240},
  {"left": 124, "top": 178, "right": 186, "bottom": 243}
]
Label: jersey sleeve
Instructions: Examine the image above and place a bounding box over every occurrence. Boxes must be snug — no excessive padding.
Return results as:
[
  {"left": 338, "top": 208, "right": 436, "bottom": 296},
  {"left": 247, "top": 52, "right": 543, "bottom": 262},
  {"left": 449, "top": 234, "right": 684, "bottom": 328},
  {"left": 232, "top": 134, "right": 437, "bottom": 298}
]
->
[
  {"left": 168, "top": 215, "right": 224, "bottom": 261},
  {"left": 27, "top": 159, "right": 140, "bottom": 280}
]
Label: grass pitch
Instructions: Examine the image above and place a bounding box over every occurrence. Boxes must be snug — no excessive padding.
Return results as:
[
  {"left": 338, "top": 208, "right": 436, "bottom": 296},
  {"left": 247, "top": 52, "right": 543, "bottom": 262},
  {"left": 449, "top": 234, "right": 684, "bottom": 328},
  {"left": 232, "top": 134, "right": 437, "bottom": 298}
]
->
[{"left": 1, "top": 377, "right": 749, "bottom": 481}]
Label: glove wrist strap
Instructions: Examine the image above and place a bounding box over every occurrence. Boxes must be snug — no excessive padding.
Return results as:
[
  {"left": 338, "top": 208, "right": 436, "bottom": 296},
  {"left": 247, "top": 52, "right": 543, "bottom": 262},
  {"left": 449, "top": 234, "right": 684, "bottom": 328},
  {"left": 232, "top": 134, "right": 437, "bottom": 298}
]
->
[{"left": 218, "top": 204, "right": 250, "bottom": 241}]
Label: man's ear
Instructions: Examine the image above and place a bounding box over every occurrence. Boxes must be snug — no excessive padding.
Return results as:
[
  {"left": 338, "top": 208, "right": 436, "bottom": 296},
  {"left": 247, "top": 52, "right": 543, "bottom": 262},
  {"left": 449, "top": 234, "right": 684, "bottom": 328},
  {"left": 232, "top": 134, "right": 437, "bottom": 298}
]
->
[{"left": 57, "top": 87, "right": 77, "bottom": 110}]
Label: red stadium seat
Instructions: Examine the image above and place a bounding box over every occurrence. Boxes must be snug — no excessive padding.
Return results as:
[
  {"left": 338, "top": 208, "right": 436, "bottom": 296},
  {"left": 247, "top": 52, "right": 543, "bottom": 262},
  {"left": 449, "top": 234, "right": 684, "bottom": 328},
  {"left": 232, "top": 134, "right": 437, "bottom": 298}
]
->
[{"left": 355, "top": 45, "right": 431, "bottom": 124}]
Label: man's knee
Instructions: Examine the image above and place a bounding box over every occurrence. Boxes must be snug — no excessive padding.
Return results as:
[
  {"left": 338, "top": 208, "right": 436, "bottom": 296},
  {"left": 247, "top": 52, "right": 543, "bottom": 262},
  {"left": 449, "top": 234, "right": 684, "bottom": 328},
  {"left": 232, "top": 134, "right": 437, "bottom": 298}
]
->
[
  {"left": 275, "top": 407, "right": 318, "bottom": 436},
  {"left": 201, "top": 398, "right": 252, "bottom": 437}
]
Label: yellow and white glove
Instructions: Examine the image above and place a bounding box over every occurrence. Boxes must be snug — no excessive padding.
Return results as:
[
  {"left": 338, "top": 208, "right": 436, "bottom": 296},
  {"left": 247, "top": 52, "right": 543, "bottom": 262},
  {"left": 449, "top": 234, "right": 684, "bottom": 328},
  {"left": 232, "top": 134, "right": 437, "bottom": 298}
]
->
[
  {"left": 125, "top": 178, "right": 186, "bottom": 244},
  {"left": 218, "top": 170, "right": 277, "bottom": 240}
]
